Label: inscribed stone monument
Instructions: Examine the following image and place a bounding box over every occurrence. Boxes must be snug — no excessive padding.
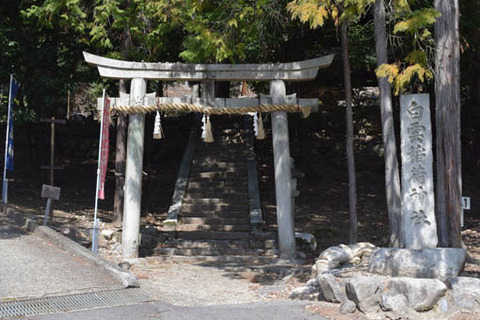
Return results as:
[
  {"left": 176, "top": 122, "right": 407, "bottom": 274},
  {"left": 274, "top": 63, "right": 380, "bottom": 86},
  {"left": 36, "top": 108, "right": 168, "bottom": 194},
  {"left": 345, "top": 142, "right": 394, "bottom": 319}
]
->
[{"left": 400, "top": 93, "right": 437, "bottom": 248}]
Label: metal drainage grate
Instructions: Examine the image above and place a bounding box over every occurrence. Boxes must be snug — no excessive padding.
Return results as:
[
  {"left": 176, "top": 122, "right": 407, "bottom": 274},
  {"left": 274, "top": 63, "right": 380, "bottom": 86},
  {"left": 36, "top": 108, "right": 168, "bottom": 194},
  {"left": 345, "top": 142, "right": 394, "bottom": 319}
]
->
[{"left": 0, "top": 288, "right": 151, "bottom": 318}]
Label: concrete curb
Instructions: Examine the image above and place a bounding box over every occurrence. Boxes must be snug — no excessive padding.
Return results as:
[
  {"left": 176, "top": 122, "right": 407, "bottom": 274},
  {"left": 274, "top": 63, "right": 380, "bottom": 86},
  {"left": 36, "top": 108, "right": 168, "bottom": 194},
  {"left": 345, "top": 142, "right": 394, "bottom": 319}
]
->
[{"left": 34, "top": 225, "right": 139, "bottom": 288}]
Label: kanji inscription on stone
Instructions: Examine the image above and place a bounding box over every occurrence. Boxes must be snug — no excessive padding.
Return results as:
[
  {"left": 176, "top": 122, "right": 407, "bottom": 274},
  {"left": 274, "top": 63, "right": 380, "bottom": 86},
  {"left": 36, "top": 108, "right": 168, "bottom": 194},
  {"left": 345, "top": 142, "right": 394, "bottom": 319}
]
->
[{"left": 400, "top": 94, "right": 437, "bottom": 248}]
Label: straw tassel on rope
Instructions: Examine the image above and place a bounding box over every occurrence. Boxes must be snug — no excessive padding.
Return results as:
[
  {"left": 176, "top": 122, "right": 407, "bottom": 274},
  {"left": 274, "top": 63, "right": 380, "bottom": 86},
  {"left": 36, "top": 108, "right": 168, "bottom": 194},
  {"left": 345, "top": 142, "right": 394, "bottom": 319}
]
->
[
  {"left": 153, "top": 111, "right": 164, "bottom": 139},
  {"left": 256, "top": 112, "right": 265, "bottom": 140},
  {"left": 204, "top": 115, "right": 214, "bottom": 143}
]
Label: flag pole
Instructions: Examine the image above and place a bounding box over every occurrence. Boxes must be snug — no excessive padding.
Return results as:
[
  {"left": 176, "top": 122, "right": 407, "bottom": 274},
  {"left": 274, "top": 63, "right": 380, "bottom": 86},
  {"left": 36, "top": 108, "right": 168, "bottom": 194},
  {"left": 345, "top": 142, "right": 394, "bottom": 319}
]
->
[
  {"left": 92, "top": 89, "right": 106, "bottom": 253},
  {"left": 2, "top": 75, "right": 13, "bottom": 205}
]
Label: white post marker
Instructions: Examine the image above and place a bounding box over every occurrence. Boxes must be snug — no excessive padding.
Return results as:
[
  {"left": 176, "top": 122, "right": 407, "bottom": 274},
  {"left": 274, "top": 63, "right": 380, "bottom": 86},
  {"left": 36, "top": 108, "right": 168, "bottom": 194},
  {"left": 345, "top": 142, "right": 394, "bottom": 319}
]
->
[
  {"left": 461, "top": 196, "right": 470, "bottom": 227},
  {"left": 92, "top": 89, "right": 108, "bottom": 253}
]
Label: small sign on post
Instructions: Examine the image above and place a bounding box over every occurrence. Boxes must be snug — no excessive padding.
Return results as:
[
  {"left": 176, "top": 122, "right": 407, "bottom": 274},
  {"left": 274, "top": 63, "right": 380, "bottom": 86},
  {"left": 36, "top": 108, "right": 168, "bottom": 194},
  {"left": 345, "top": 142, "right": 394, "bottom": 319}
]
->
[
  {"left": 41, "top": 184, "right": 60, "bottom": 225},
  {"left": 461, "top": 196, "right": 471, "bottom": 227}
]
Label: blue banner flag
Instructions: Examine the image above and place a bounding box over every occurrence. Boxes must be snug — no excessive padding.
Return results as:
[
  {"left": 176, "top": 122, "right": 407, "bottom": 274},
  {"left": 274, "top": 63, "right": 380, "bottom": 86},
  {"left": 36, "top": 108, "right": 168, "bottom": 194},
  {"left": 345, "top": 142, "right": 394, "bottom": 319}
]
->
[
  {"left": 5, "top": 76, "right": 19, "bottom": 171},
  {"left": 2, "top": 74, "right": 19, "bottom": 204}
]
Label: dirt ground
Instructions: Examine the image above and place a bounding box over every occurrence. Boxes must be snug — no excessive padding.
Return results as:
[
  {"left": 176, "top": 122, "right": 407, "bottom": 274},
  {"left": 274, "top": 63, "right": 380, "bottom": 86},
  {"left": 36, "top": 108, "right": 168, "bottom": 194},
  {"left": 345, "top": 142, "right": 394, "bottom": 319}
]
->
[{"left": 5, "top": 111, "right": 480, "bottom": 319}]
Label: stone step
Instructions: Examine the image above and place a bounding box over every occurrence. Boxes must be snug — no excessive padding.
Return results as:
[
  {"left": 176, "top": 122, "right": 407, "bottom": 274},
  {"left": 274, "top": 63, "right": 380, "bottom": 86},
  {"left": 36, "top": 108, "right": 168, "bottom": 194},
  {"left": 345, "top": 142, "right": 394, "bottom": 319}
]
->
[
  {"left": 189, "top": 167, "right": 246, "bottom": 174},
  {"left": 176, "top": 223, "right": 250, "bottom": 232},
  {"left": 155, "top": 247, "right": 278, "bottom": 257},
  {"left": 176, "top": 231, "right": 253, "bottom": 240},
  {"left": 163, "top": 239, "right": 277, "bottom": 249},
  {"left": 181, "top": 203, "right": 249, "bottom": 212},
  {"left": 189, "top": 172, "right": 247, "bottom": 179},
  {"left": 193, "top": 150, "right": 247, "bottom": 156},
  {"left": 186, "top": 180, "right": 248, "bottom": 187},
  {"left": 182, "top": 197, "right": 248, "bottom": 205},
  {"left": 190, "top": 161, "right": 246, "bottom": 169},
  {"left": 179, "top": 217, "right": 249, "bottom": 225},
  {"left": 175, "top": 230, "right": 276, "bottom": 241},
  {"left": 185, "top": 191, "right": 249, "bottom": 198},
  {"left": 148, "top": 255, "right": 278, "bottom": 265},
  {"left": 179, "top": 211, "right": 249, "bottom": 219}
]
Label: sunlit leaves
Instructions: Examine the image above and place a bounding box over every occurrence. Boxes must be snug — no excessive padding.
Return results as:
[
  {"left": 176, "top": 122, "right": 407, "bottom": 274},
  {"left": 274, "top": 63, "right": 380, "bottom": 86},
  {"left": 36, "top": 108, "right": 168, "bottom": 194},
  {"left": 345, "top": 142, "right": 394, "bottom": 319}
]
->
[
  {"left": 376, "top": 62, "right": 433, "bottom": 95},
  {"left": 287, "top": 0, "right": 374, "bottom": 30},
  {"left": 376, "top": 63, "right": 400, "bottom": 83},
  {"left": 393, "top": 8, "right": 440, "bottom": 34}
]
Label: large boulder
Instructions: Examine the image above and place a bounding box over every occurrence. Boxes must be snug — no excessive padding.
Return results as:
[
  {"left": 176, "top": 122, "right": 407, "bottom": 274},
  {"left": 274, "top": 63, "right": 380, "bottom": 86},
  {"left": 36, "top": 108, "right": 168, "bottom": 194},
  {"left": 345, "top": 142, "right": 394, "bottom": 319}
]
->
[
  {"left": 345, "top": 275, "right": 385, "bottom": 313},
  {"left": 450, "top": 277, "right": 480, "bottom": 310},
  {"left": 369, "top": 248, "right": 466, "bottom": 281},
  {"left": 386, "top": 278, "right": 447, "bottom": 312},
  {"left": 317, "top": 274, "right": 347, "bottom": 303}
]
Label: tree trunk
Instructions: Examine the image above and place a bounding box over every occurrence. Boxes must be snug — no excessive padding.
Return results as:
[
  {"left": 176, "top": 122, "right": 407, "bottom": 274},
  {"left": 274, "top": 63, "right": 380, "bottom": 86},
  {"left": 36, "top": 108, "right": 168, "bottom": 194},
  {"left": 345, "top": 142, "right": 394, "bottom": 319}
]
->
[
  {"left": 374, "top": 0, "right": 402, "bottom": 247},
  {"left": 114, "top": 24, "right": 132, "bottom": 227},
  {"left": 434, "top": 0, "right": 462, "bottom": 248},
  {"left": 114, "top": 80, "right": 128, "bottom": 227},
  {"left": 341, "top": 23, "right": 357, "bottom": 244}
]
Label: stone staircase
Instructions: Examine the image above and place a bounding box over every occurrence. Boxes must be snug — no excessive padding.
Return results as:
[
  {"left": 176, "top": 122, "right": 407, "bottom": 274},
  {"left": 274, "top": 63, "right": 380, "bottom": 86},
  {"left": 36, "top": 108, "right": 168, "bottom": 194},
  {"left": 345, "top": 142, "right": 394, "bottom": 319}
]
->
[{"left": 154, "top": 115, "right": 278, "bottom": 264}]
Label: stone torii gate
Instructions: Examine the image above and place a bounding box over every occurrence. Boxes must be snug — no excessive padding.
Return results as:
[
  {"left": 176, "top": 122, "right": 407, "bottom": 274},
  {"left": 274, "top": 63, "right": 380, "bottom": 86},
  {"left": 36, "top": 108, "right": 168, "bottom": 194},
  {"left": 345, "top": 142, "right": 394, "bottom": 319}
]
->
[{"left": 84, "top": 52, "right": 334, "bottom": 261}]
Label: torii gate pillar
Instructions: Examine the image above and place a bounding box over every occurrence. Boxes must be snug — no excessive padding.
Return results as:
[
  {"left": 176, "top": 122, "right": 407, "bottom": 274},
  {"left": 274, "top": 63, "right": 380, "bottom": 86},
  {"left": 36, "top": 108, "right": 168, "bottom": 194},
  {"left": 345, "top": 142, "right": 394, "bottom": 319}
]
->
[
  {"left": 122, "top": 78, "right": 147, "bottom": 259},
  {"left": 270, "top": 80, "right": 296, "bottom": 261}
]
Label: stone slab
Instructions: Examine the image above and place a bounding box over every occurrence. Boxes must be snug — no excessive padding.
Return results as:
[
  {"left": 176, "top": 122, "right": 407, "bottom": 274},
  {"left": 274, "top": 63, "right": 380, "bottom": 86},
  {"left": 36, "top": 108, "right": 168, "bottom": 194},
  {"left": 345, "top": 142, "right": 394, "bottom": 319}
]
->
[
  {"left": 369, "top": 248, "right": 466, "bottom": 281},
  {"left": 400, "top": 93, "right": 437, "bottom": 248}
]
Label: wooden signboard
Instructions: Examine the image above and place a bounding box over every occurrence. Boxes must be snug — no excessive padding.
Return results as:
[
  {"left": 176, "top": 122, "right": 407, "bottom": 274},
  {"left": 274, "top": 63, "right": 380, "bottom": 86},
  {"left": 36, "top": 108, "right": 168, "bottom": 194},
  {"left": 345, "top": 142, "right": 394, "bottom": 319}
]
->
[{"left": 41, "top": 184, "right": 61, "bottom": 201}]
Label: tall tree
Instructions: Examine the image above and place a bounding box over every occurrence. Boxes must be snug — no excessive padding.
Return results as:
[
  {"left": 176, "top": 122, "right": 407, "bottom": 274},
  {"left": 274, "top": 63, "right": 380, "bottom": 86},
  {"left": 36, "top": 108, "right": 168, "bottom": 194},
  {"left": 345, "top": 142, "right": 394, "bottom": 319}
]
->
[
  {"left": 287, "top": 0, "right": 369, "bottom": 244},
  {"left": 374, "top": 0, "right": 402, "bottom": 247},
  {"left": 341, "top": 20, "right": 357, "bottom": 244},
  {"left": 434, "top": 0, "right": 462, "bottom": 248}
]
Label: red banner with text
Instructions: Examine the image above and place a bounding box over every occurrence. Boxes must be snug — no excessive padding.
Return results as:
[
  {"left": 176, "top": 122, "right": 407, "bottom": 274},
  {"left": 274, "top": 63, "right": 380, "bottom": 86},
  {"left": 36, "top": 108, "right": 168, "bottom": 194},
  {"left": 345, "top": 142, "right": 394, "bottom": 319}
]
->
[{"left": 98, "top": 96, "right": 110, "bottom": 199}]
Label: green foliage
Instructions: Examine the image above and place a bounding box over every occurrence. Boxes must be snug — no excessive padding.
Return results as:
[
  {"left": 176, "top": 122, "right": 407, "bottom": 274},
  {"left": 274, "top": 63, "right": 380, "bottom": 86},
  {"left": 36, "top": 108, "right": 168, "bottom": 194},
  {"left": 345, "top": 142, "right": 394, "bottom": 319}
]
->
[
  {"left": 375, "top": 0, "right": 437, "bottom": 94},
  {"left": 287, "top": 0, "right": 374, "bottom": 29},
  {"left": 376, "top": 62, "right": 433, "bottom": 95},
  {"left": 22, "top": 0, "right": 87, "bottom": 34},
  {"left": 393, "top": 8, "right": 439, "bottom": 35},
  {"left": 178, "top": 0, "right": 282, "bottom": 63}
]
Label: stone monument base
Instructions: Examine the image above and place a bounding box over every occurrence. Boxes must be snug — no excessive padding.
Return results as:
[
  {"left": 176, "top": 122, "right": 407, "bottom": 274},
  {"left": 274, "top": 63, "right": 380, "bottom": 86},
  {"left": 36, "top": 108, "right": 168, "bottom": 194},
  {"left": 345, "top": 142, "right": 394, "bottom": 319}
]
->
[{"left": 369, "top": 247, "right": 466, "bottom": 281}]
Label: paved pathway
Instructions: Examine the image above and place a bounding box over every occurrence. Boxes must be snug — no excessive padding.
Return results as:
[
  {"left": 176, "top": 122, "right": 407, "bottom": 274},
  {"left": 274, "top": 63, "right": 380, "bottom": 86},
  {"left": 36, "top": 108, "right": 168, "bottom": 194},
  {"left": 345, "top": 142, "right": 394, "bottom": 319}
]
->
[
  {"left": 0, "top": 212, "right": 327, "bottom": 320},
  {"left": 0, "top": 213, "right": 122, "bottom": 300}
]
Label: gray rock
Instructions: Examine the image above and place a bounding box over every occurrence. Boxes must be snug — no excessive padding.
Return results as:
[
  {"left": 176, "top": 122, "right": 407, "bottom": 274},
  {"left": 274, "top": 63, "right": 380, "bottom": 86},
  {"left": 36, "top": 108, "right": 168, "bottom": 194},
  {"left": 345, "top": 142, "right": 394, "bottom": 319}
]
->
[
  {"left": 289, "top": 286, "right": 318, "bottom": 300},
  {"left": 450, "top": 277, "right": 480, "bottom": 310},
  {"left": 346, "top": 275, "right": 385, "bottom": 313},
  {"left": 306, "top": 278, "right": 319, "bottom": 288},
  {"left": 340, "top": 300, "right": 357, "bottom": 314},
  {"left": 387, "top": 277, "right": 447, "bottom": 312},
  {"left": 318, "top": 274, "right": 347, "bottom": 303},
  {"left": 380, "top": 292, "right": 407, "bottom": 314},
  {"left": 436, "top": 296, "right": 452, "bottom": 314},
  {"left": 369, "top": 248, "right": 466, "bottom": 281},
  {"left": 101, "top": 229, "right": 115, "bottom": 240}
]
